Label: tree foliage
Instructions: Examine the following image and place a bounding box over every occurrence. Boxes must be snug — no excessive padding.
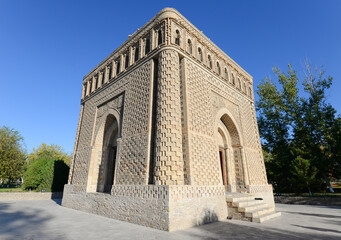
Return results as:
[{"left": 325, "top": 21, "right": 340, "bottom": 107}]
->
[
  {"left": 23, "top": 157, "right": 69, "bottom": 192},
  {"left": 28, "top": 143, "right": 71, "bottom": 166},
  {"left": 257, "top": 63, "right": 341, "bottom": 194},
  {"left": 24, "top": 143, "right": 70, "bottom": 191},
  {"left": 0, "top": 126, "right": 26, "bottom": 184}
]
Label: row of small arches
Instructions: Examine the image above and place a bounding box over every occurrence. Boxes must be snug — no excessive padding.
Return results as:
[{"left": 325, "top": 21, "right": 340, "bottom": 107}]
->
[
  {"left": 174, "top": 30, "right": 253, "bottom": 98},
  {"left": 84, "top": 27, "right": 166, "bottom": 97}
]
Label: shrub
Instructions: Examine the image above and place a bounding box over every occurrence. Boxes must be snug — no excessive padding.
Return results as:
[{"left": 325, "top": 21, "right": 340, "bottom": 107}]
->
[{"left": 23, "top": 157, "right": 69, "bottom": 192}]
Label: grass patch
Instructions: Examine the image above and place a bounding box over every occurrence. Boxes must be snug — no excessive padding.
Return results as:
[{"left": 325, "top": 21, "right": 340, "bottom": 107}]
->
[
  {"left": 275, "top": 192, "right": 341, "bottom": 198},
  {"left": 0, "top": 187, "right": 25, "bottom": 192}
]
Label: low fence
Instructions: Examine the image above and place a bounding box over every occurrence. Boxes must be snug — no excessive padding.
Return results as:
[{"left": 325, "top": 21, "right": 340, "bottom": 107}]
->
[
  {"left": 0, "top": 192, "right": 63, "bottom": 201},
  {"left": 275, "top": 196, "right": 341, "bottom": 206}
]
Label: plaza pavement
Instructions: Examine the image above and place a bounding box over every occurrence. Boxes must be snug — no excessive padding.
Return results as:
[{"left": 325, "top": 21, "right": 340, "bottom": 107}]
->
[{"left": 0, "top": 199, "right": 340, "bottom": 240}]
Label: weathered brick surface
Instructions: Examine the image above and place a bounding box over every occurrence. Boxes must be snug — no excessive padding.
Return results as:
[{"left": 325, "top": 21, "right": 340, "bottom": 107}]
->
[{"left": 64, "top": 8, "right": 274, "bottom": 231}]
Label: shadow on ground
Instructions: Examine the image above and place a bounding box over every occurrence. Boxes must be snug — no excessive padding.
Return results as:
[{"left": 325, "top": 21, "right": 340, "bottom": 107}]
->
[
  {"left": 179, "top": 220, "right": 341, "bottom": 240},
  {"left": 0, "top": 202, "right": 52, "bottom": 240},
  {"left": 282, "top": 210, "right": 341, "bottom": 219}
]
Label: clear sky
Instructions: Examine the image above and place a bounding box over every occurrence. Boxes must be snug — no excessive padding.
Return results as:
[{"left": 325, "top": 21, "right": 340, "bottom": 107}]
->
[{"left": 1, "top": 0, "right": 340, "bottom": 154}]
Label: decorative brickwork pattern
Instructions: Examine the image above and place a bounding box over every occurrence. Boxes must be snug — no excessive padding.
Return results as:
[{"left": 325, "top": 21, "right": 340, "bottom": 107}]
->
[
  {"left": 154, "top": 50, "right": 184, "bottom": 185},
  {"left": 121, "top": 61, "right": 152, "bottom": 136},
  {"left": 185, "top": 60, "right": 213, "bottom": 136},
  {"left": 68, "top": 104, "right": 84, "bottom": 183},
  {"left": 189, "top": 134, "right": 220, "bottom": 185},
  {"left": 240, "top": 97, "right": 267, "bottom": 185},
  {"left": 233, "top": 148, "right": 244, "bottom": 187},
  {"left": 247, "top": 184, "right": 273, "bottom": 193},
  {"left": 71, "top": 99, "right": 97, "bottom": 185},
  {"left": 183, "top": 60, "right": 221, "bottom": 185},
  {"left": 115, "top": 61, "right": 152, "bottom": 185},
  {"left": 71, "top": 61, "right": 151, "bottom": 186},
  {"left": 169, "top": 185, "right": 225, "bottom": 199},
  {"left": 116, "top": 134, "right": 149, "bottom": 184}
]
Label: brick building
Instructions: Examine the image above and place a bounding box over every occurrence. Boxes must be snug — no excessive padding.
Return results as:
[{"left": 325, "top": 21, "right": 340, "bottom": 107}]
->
[{"left": 62, "top": 8, "right": 280, "bottom": 231}]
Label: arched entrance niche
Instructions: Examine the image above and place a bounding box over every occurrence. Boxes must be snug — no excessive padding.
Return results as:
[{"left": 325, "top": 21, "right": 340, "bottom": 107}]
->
[
  {"left": 215, "top": 109, "right": 249, "bottom": 193},
  {"left": 86, "top": 110, "right": 120, "bottom": 193}
]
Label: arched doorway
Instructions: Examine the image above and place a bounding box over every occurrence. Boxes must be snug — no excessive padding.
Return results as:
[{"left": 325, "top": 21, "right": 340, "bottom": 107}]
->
[
  {"left": 97, "top": 114, "right": 118, "bottom": 193},
  {"left": 86, "top": 111, "right": 120, "bottom": 194},
  {"left": 217, "top": 113, "right": 246, "bottom": 192}
]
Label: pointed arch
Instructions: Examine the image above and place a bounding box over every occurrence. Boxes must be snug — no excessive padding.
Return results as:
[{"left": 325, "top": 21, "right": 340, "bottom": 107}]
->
[
  {"left": 215, "top": 108, "right": 247, "bottom": 192},
  {"left": 87, "top": 109, "right": 121, "bottom": 193}
]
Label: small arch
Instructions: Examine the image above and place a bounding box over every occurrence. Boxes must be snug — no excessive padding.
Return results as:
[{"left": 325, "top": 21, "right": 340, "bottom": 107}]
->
[
  {"left": 145, "top": 37, "right": 150, "bottom": 54},
  {"left": 187, "top": 39, "right": 192, "bottom": 54},
  {"left": 95, "top": 75, "right": 99, "bottom": 89},
  {"left": 125, "top": 54, "right": 129, "bottom": 69},
  {"left": 116, "top": 59, "right": 121, "bottom": 75},
  {"left": 238, "top": 78, "right": 241, "bottom": 89},
  {"left": 217, "top": 61, "right": 221, "bottom": 75},
  {"left": 83, "top": 83, "right": 87, "bottom": 97},
  {"left": 158, "top": 29, "right": 163, "bottom": 45},
  {"left": 243, "top": 82, "right": 247, "bottom": 93},
  {"left": 101, "top": 71, "right": 105, "bottom": 85},
  {"left": 208, "top": 55, "right": 212, "bottom": 69},
  {"left": 175, "top": 30, "right": 180, "bottom": 45},
  {"left": 89, "top": 79, "right": 93, "bottom": 93},
  {"left": 232, "top": 73, "right": 235, "bottom": 85},
  {"left": 134, "top": 45, "right": 139, "bottom": 62},
  {"left": 109, "top": 64, "right": 113, "bottom": 80},
  {"left": 224, "top": 68, "right": 229, "bottom": 81},
  {"left": 198, "top": 47, "right": 203, "bottom": 62}
]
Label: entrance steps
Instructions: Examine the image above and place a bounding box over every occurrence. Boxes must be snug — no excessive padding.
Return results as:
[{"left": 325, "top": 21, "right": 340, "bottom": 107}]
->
[{"left": 226, "top": 193, "right": 281, "bottom": 223}]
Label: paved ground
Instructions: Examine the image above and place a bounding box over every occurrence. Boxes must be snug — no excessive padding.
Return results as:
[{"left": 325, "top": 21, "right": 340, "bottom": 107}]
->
[{"left": 0, "top": 200, "right": 340, "bottom": 240}]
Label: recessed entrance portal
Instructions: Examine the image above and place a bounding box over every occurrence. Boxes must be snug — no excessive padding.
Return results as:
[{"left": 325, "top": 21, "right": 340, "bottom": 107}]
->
[
  {"left": 217, "top": 113, "right": 246, "bottom": 192},
  {"left": 97, "top": 114, "right": 118, "bottom": 193}
]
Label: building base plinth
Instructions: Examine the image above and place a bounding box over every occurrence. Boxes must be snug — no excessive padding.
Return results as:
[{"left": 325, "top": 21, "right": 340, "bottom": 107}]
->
[{"left": 62, "top": 184, "right": 227, "bottom": 231}]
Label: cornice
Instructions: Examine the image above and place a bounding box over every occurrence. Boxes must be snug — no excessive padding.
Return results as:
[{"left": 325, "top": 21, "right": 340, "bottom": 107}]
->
[
  {"left": 83, "top": 8, "right": 176, "bottom": 80},
  {"left": 164, "top": 8, "right": 252, "bottom": 81},
  {"left": 83, "top": 8, "right": 253, "bottom": 83}
]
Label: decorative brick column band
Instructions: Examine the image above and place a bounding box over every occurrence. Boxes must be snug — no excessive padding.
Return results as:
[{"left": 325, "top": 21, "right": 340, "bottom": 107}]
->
[{"left": 154, "top": 49, "right": 184, "bottom": 185}]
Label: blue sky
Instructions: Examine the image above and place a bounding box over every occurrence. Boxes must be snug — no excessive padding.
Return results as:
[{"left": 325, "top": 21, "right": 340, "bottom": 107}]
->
[{"left": 1, "top": 0, "right": 340, "bottom": 154}]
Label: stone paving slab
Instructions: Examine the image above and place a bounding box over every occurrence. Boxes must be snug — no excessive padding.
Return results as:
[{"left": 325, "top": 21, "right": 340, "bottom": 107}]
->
[{"left": 0, "top": 200, "right": 340, "bottom": 240}]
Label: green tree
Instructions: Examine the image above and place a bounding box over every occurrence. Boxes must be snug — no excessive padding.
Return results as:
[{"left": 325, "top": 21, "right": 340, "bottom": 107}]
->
[
  {"left": 0, "top": 126, "right": 26, "bottom": 184},
  {"left": 293, "top": 64, "right": 340, "bottom": 192},
  {"left": 290, "top": 157, "right": 319, "bottom": 196},
  {"left": 257, "top": 63, "right": 340, "bottom": 193},
  {"left": 256, "top": 65, "right": 299, "bottom": 192},
  {"left": 28, "top": 143, "right": 71, "bottom": 166},
  {"left": 330, "top": 117, "right": 341, "bottom": 175},
  {"left": 24, "top": 143, "right": 71, "bottom": 192},
  {"left": 24, "top": 143, "right": 71, "bottom": 191},
  {"left": 23, "top": 157, "right": 69, "bottom": 192}
]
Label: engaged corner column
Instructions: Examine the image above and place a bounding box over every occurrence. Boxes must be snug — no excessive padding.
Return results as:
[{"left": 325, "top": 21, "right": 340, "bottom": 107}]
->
[
  {"left": 240, "top": 146, "right": 250, "bottom": 186},
  {"left": 154, "top": 49, "right": 184, "bottom": 185}
]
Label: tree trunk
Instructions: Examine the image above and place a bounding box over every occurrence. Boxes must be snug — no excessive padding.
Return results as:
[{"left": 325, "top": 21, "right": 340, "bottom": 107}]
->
[
  {"left": 323, "top": 173, "right": 334, "bottom": 193},
  {"left": 306, "top": 182, "right": 312, "bottom": 196}
]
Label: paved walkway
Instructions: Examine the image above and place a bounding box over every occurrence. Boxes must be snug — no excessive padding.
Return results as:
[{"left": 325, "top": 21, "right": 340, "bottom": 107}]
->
[{"left": 0, "top": 200, "right": 340, "bottom": 239}]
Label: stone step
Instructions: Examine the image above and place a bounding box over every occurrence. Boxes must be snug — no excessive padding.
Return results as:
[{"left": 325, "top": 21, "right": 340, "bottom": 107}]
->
[
  {"left": 252, "top": 211, "right": 282, "bottom": 223},
  {"left": 226, "top": 195, "right": 255, "bottom": 203},
  {"left": 239, "top": 203, "right": 268, "bottom": 212},
  {"left": 232, "top": 199, "right": 264, "bottom": 207},
  {"left": 245, "top": 207, "right": 275, "bottom": 218}
]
